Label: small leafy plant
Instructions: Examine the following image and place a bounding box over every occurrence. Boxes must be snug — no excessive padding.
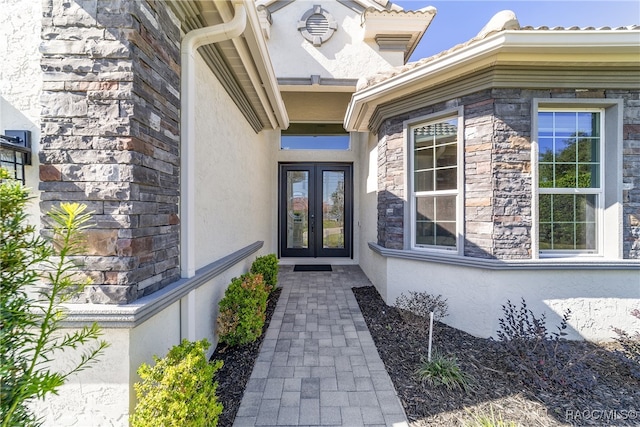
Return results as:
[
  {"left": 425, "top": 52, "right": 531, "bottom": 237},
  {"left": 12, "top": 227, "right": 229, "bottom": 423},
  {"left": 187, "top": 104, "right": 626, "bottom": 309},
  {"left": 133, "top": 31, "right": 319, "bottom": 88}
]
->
[
  {"left": 395, "top": 291, "right": 448, "bottom": 324},
  {"left": 217, "top": 273, "right": 269, "bottom": 346},
  {"left": 131, "top": 339, "right": 223, "bottom": 427},
  {"left": 1, "top": 169, "right": 108, "bottom": 427},
  {"left": 495, "top": 298, "right": 594, "bottom": 391},
  {"left": 612, "top": 309, "right": 640, "bottom": 378},
  {"left": 250, "top": 253, "right": 279, "bottom": 291},
  {"left": 415, "top": 350, "right": 472, "bottom": 391}
]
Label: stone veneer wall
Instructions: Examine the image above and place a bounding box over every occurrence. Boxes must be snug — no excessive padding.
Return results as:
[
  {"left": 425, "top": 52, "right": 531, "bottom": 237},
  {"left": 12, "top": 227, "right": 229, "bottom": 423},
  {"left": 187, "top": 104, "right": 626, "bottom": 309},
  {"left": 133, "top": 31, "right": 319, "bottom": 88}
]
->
[
  {"left": 39, "top": 0, "right": 181, "bottom": 303},
  {"left": 376, "top": 120, "right": 406, "bottom": 249},
  {"left": 376, "top": 88, "right": 640, "bottom": 260}
]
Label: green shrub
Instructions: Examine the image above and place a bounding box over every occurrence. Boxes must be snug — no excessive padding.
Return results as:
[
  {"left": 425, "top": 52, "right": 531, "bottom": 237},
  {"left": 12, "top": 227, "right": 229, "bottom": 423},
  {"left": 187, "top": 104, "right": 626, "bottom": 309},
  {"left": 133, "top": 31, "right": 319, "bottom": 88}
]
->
[
  {"left": 131, "top": 339, "right": 223, "bottom": 427},
  {"left": 1, "top": 169, "right": 108, "bottom": 427},
  {"left": 415, "top": 350, "right": 472, "bottom": 391},
  {"left": 250, "top": 253, "right": 279, "bottom": 291},
  {"left": 217, "top": 273, "right": 269, "bottom": 346}
]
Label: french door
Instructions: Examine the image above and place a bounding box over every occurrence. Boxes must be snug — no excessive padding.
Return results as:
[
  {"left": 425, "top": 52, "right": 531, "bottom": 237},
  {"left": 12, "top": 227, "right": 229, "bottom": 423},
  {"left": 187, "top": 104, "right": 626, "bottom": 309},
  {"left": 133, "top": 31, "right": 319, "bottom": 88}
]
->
[{"left": 279, "top": 163, "right": 353, "bottom": 258}]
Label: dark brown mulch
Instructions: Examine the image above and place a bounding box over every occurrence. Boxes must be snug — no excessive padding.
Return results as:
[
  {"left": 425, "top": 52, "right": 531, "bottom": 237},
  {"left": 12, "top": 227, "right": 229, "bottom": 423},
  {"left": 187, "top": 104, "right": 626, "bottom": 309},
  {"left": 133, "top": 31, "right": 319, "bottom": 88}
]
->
[
  {"left": 210, "top": 287, "right": 282, "bottom": 427},
  {"left": 353, "top": 285, "right": 640, "bottom": 427}
]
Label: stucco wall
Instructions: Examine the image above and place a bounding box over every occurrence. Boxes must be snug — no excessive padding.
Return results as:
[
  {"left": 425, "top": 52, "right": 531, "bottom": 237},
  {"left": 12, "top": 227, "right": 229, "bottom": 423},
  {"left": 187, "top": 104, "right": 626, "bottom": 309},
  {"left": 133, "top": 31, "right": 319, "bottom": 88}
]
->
[
  {"left": 30, "top": 328, "right": 132, "bottom": 426},
  {"left": 193, "top": 54, "right": 277, "bottom": 267},
  {"left": 358, "top": 132, "right": 388, "bottom": 288},
  {"left": 0, "top": 0, "right": 42, "bottom": 223},
  {"left": 267, "top": 1, "right": 395, "bottom": 80},
  {"left": 384, "top": 257, "right": 640, "bottom": 342}
]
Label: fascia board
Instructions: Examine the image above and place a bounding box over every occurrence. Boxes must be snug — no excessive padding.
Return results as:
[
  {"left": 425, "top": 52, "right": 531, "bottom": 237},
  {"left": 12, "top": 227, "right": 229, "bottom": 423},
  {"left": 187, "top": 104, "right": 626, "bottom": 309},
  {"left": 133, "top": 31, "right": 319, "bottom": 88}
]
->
[
  {"left": 242, "top": 0, "right": 290, "bottom": 129},
  {"left": 344, "top": 29, "right": 640, "bottom": 131}
]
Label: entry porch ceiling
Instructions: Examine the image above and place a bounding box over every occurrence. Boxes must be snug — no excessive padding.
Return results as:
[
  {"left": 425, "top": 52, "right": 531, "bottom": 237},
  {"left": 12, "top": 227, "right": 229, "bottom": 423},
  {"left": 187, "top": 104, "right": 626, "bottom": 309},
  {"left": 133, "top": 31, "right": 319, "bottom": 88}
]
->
[{"left": 168, "top": 0, "right": 287, "bottom": 132}]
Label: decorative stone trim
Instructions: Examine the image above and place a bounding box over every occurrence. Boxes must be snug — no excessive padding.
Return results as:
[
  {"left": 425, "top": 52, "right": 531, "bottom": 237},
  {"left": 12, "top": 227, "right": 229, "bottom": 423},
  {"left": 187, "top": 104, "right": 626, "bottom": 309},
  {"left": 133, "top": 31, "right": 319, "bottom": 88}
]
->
[
  {"left": 375, "top": 34, "right": 412, "bottom": 51},
  {"left": 297, "top": 5, "right": 337, "bottom": 46},
  {"left": 60, "top": 241, "right": 264, "bottom": 328}
]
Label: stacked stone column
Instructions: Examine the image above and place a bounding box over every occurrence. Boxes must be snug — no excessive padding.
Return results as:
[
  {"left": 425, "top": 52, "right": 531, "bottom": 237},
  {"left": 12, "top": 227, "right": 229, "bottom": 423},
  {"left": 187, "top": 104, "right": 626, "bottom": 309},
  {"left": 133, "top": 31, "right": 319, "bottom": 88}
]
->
[{"left": 39, "top": 0, "right": 181, "bottom": 303}]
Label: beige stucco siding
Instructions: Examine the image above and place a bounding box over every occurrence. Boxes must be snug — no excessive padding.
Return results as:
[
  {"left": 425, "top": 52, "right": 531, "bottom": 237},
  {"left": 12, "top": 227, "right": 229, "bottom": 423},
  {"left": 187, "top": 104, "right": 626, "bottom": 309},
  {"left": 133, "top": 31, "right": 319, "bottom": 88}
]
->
[{"left": 194, "top": 53, "right": 277, "bottom": 268}]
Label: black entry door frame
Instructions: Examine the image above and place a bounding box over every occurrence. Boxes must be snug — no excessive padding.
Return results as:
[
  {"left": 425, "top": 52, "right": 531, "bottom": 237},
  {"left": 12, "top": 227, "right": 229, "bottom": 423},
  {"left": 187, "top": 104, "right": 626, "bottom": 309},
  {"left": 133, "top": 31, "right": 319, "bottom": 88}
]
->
[{"left": 279, "top": 162, "right": 353, "bottom": 258}]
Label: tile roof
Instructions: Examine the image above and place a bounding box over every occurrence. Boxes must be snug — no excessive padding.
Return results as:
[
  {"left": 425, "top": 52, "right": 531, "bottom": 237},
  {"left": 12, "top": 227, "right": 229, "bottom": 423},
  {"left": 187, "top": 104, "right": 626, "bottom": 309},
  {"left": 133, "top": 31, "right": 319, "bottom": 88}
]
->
[{"left": 356, "top": 10, "right": 640, "bottom": 90}]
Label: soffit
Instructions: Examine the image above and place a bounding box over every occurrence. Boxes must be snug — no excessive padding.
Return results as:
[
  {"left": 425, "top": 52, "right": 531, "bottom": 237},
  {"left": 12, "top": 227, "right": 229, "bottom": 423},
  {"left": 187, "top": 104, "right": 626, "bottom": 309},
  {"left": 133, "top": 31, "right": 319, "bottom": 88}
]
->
[
  {"left": 168, "top": 0, "right": 281, "bottom": 132},
  {"left": 282, "top": 92, "right": 353, "bottom": 123}
]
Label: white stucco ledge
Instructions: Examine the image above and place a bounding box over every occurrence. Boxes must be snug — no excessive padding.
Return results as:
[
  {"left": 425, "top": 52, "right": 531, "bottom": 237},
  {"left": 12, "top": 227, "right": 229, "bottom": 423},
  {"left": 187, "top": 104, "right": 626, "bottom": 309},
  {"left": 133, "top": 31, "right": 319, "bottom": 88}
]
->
[
  {"left": 368, "top": 242, "right": 640, "bottom": 271},
  {"left": 60, "top": 241, "right": 264, "bottom": 328}
]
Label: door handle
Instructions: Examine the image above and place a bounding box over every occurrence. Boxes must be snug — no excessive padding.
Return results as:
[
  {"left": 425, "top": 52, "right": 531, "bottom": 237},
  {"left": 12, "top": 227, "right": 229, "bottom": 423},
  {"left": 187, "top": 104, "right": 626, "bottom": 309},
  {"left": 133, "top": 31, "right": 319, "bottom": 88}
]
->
[{"left": 310, "top": 214, "right": 315, "bottom": 233}]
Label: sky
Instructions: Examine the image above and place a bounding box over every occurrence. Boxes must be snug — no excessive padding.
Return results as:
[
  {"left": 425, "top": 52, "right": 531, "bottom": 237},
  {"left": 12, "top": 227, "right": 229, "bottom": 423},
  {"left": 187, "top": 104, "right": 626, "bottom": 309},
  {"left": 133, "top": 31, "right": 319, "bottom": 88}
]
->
[{"left": 393, "top": 0, "right": 640, "bottom": 61}]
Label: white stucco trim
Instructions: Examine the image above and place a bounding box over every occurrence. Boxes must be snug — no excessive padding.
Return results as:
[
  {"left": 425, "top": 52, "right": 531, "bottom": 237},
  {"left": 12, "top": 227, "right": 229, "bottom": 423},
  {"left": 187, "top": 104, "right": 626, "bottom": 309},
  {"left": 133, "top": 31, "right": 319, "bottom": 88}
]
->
[
  {"left": 369, "top": 242, "right": 640, "bottom": 270},
  {"left": 60, "top": 241, "right": 264, "bottom": 329},
  {"left": 218, "top": 0, "right": 289, "bottom": 130},
  {"left": 344, "top": 29, "right": 640, "bottom": 132},
  {"left": 180, "top": 1, "right": 247, "bottom": 279}
]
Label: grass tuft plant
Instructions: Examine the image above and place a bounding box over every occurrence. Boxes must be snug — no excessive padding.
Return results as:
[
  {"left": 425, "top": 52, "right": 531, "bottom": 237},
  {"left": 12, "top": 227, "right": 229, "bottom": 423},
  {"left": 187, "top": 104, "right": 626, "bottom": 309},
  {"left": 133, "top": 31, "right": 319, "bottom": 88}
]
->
[
  {"left": 464, "top": 406, "right": 518, "bottom": 427},
  {"left": 415, "top": 350, "right": 472, "bottom": 391}
]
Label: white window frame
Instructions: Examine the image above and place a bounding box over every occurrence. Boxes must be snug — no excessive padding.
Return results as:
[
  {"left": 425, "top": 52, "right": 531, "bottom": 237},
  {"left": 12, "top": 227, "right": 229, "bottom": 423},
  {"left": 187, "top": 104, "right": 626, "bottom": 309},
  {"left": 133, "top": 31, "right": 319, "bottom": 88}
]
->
[
  {"left": 532, "top": 99, "right": 624, "bottom": 259},
  {"left": 406, "top": 108, "right": 464, "bottom": 254}
]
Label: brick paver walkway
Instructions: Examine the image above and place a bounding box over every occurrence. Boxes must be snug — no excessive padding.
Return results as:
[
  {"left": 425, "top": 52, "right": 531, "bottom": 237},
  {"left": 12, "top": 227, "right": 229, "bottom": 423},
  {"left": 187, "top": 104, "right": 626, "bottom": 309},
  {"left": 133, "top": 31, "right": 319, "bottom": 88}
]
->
[{"left": 233, "top": 265, "right": 409, "bottom": 427}]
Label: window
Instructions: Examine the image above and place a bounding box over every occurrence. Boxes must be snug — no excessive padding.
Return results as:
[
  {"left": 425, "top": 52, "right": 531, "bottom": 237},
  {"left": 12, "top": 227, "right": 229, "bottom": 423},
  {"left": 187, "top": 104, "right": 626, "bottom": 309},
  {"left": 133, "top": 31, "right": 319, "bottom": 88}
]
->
[
  {"left": 534, "top": 99, "right": 623, "bottom": 259},
  {"left": 537, "top": 110, "right": 602, "bottom": 254},
  {"left": 281, "top": 123, "right": 350, "bottom": 150},
  {"left": 410, "top": 115, "right": 460, "bottom": 250}
]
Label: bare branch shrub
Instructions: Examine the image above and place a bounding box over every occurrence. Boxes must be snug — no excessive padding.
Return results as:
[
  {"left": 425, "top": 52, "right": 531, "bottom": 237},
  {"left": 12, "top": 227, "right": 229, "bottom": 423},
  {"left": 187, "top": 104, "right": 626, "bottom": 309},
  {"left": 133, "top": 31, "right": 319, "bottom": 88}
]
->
[
  {"left": 395, "top": 291, "right": 448, "bottom": 325},
  {"left": 612, "top": 308, "right": 640, "bottom": 379},
  {"left": 494, "top": 298, "right": 595, "bottom": 392}
]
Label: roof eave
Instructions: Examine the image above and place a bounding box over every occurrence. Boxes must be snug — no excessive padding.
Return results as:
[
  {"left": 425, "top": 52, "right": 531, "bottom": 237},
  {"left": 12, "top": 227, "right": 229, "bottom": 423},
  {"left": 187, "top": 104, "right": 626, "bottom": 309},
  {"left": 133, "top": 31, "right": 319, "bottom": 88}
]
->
[
  {"left": 344, "top": 30, "right": 640, "bottom": 132},
  {"left": 242, "top": 0, "right": 290, "bottom": 129}
]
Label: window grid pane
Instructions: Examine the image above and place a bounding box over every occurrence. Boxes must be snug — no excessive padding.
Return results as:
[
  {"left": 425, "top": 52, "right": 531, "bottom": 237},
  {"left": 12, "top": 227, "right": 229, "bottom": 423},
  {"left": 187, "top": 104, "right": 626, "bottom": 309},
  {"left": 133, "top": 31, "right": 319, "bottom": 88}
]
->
[
  {"left": 538, "top": 112, "right": 600, "bottom": 189},
  {"left": 412, "top": 117, "right": 458, "bottom": 249},
  {"left": 538, "top": 110, "right": 601, "bottom": 254}
]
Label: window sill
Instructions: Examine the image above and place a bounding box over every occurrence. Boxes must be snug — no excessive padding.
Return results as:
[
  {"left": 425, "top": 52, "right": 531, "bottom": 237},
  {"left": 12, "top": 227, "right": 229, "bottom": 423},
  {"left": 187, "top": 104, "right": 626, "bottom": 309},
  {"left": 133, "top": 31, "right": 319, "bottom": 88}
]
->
[{"left": 368, "top": 242, "right": 640, "bottom": 270}]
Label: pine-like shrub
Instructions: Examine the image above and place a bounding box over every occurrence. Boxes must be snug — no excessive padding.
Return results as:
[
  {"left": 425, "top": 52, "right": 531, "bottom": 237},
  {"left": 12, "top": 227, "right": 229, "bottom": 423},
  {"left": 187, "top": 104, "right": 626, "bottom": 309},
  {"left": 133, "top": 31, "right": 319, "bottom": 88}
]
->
[
  {"left": 250, "top": 253, "right": 279, "bottom": 291},
  {"left": 217, "top": 273, "right": 269, "bottom": 346},
  {"left": 1, "top": 169, "right": 108, "bottom": 427},
  {"left": 131, "top": 339, "right": 223, "bottom": 427}
]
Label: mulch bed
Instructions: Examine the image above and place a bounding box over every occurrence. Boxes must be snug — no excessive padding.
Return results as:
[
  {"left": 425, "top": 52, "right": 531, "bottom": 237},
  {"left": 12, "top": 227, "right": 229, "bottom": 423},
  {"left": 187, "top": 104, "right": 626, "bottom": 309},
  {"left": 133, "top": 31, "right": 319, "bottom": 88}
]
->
[
  {"left": 209, "top": 284, "right": 638, "bottom": 427},
  {"left": 210, "top": 287, "right": 282, "bottom": 427},
  {"left": 352, "top": 285, "right": 640, "bottom": 427}
]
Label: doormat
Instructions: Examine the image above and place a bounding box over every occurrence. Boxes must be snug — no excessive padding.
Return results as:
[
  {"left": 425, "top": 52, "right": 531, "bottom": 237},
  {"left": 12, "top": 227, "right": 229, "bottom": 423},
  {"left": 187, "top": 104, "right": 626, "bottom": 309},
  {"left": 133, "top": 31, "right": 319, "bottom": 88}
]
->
[{"left": 293, "top": 264, "right": 332, "bottom": 272}]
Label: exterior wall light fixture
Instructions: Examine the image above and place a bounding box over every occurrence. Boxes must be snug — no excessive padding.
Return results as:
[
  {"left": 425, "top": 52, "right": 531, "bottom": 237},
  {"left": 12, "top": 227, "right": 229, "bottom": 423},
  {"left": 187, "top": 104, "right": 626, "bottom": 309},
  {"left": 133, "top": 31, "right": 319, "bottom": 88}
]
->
[{"left": 1, "top": 130, "right": 32, "bottom": 184}]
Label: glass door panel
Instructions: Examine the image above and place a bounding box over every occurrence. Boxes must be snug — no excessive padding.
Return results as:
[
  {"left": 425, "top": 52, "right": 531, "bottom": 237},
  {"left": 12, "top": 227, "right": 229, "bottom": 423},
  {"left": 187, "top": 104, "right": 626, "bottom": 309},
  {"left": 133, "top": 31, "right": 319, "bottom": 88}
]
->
[
  {"left": 286, "top": 171, "right": 309, "bottom": 249},
  {"left": 322, "top": 171, "right": 345, "bottom": 249}
]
